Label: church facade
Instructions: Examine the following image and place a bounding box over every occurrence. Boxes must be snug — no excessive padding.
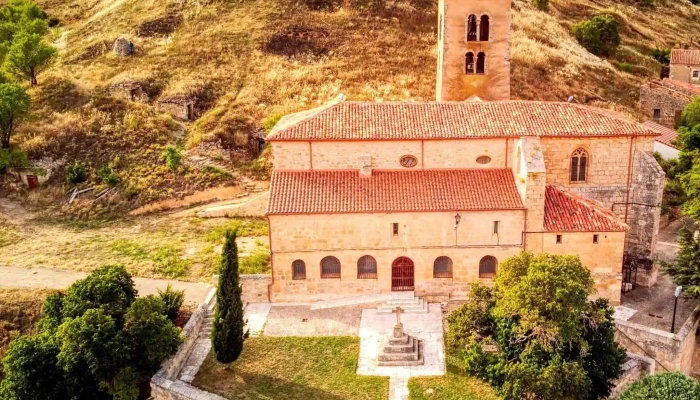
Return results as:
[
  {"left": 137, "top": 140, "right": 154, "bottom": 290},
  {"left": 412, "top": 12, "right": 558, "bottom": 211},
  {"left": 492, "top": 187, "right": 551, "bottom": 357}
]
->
[{"left": 264, "top": 0, "right": 664, "bottom": 305}]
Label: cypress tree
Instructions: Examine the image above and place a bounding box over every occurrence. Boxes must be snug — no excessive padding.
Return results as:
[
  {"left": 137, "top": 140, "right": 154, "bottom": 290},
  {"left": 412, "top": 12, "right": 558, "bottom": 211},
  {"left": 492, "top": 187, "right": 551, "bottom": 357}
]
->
[{"left": 211, "top": 230, "right": 247, "bottom": 365}]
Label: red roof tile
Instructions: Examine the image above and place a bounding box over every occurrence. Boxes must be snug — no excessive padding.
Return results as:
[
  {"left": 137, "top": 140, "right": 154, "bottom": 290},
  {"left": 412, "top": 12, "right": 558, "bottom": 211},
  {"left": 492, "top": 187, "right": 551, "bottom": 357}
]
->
[
  {"left": 544, "top": 186, "right": 627, "bottom": 232},
  {"left": 267, "top": 101, "right": 657, "bottom": 141},
  {"left": 267, "top": 169, "right": 524, "bottom": 214},
  {"left": 671, "top": 49, "right": 700, "bottom": 65},
  {"left": 662, "top": 78, "right": 700, "bottom": 96},
  {"left": 642, "top": 121, "right": 678, "bottom": 149}
]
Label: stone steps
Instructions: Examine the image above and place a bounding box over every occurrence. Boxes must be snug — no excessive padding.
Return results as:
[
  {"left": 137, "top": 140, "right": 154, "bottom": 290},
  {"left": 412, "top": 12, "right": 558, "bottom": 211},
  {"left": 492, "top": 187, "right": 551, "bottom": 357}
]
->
[
  {"left": 378, "top": 338, "right": 424, "bottom": 366},
  {"left": 377, "top": 296, "right": 428, "bottom": 314}
]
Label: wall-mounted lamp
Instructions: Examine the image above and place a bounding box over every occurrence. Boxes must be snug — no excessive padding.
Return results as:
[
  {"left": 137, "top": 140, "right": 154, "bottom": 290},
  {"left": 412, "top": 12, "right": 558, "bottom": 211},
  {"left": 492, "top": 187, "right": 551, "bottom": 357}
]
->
[{"left": 454, "top": 213, "right": 461, "bottom": 230}]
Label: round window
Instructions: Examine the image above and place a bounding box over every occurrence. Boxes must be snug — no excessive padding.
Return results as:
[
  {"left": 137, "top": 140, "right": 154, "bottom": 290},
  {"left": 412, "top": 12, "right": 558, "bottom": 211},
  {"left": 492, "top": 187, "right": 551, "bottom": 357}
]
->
[
  {"left": 476, "top": 155, "right": 492, "bottom": 165},
  {"left": 399, "top": 155, "right": 418, "bottom": 168}
]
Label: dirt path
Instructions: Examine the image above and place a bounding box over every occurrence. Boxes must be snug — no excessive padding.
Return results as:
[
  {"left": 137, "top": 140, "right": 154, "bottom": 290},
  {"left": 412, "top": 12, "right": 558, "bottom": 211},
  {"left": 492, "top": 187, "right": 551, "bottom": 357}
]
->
[{"left": 0, "top": 265, "right": 212, "bottom": 305}]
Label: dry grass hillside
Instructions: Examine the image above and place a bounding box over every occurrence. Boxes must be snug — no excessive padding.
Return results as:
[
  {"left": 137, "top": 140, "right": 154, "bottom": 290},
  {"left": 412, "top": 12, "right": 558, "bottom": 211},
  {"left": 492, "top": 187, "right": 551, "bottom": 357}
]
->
[{"left": 2, "top": 0, "right": 699, "bottom": 215}]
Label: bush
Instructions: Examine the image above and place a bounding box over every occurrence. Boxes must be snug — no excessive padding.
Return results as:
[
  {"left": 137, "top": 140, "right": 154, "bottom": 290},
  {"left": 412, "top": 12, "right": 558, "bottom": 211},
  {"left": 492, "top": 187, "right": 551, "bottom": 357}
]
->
[
  {"left": 533, "top": 0, "right": 549, "bottom": 11},
  {"left": 619, "top": 372, "right": 700, "bottom": 399},
  {"left": 0, "top": 147, "right": 28, "bottom": 173},
  {"left": 65, "top": 161, "right": 86, "bottom": 184},
  {"left": 164, "top": 146, "right": 182, "bottom": 171},
  {"left": 157, "top": 284, "right": 185, "bottom": 322},
  {"left": 98, "top": 165, "right": 119, "bottom": 186},
  {"left": 571, "top": 14, "right": 621, "bottom": 57}
]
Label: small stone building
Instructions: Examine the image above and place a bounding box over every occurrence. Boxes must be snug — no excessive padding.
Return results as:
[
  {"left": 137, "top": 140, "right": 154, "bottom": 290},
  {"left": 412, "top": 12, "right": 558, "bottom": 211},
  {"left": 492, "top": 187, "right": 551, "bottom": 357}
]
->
[
  {"left": 157, "top": 95, "right": 195, "bottom": 121},
  {"left": 643, "top": 120, "right": 679, "bottom": 160},
  {"left": 110, "top": 80, "right": 144, "bottom": 102},
  {"left": 250, "top": 129, "right": 266, "bottom": 156},
  {"left": 670, "top": 48, "right": 700, "bottom": 86},
  {"left": 640, "top": 79, "right": 699, "bottom": 128},
  {"left": 113, "top": 38, "right": 134, "bottom": 56}
]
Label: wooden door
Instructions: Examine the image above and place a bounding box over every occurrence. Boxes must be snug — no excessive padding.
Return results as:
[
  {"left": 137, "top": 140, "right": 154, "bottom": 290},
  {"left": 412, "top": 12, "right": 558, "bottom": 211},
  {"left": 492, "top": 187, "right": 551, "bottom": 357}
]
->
[
  {"left": 27, "top": 175, "right": 38, "bottom": 189},
  {"left": 392, "top": 257, "right": 414, "bottom": 291}
]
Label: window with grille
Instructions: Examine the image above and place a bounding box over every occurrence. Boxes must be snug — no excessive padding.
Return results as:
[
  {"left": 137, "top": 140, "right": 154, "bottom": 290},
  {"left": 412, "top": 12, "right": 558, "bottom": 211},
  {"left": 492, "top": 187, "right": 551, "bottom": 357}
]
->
[
  {"left": 476, "top": 52, "right": 486, "bottom": 74},
  {"left": 467, "top": 15, "right": 477, "bottom": 41},
  {"left": 292, "top": 260, "right": 306, "bottom": 280},
  {"left": 480, "top": 15, "right": 490, "bottom": 41},
  {"left": 570, "top": 148, "right": 588, "bottom": 182},
  {"left": 465, "top": 52, "right": 475, "bottom": 75},
  {"left": 433, "top": 256, "right": 453, "bottom": 278},
  {"left": 693, "top": 70, "right": 699, "bottom": 79},
  {"left": 479, "top": 256, "right": 497, "bottom": 279},
  {"left": 321, "top": 256, "right": 341, "bottom": 279},
  {"left": 357, "top": 255, "right": 377, "bottom": 279}
]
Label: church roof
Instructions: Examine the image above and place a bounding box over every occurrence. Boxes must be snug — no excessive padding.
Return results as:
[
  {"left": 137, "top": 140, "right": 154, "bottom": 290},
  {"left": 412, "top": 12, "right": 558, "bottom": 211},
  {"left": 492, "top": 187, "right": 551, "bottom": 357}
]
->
[
  {"left": 642, "top": 121, "right": 678, "bottom": 150},
  {"left": 670, "top": 48, "right": 700, "bottom": 65},
  {"left": 267, "top": 101, "right": 658, "bottom": 141},
  {"left": 544, "top": 186, "right": 628, "bottom": 232},
  {"left": 267, "top": 169, "right": 524, "bottom": 215}
]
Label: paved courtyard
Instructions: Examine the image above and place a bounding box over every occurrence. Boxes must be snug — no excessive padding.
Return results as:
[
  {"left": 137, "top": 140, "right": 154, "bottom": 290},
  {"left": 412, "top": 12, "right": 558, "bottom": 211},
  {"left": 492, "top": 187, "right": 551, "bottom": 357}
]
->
[{"left": 263, "top": 304, "right": 370, "bottom": 336}]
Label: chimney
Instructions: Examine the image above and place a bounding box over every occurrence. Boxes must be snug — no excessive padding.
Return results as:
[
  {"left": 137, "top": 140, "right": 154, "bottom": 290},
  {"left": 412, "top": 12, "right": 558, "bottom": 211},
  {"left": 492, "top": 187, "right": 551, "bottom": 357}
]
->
[{"left": 359, "top": 154, "right": 372, "bottom": 177}]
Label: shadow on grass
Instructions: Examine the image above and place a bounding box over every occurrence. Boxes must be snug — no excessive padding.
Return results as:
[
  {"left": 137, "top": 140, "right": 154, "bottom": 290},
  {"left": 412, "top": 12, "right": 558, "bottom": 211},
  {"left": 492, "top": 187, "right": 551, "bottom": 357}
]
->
[{"left": 204, "top": 371, "right": 353, "bottom": 400}]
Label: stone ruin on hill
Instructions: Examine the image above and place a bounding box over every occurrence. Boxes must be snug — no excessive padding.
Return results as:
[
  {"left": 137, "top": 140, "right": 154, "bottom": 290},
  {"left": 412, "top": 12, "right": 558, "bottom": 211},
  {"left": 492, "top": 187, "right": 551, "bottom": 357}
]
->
[{"left": 113, "top": 38, "right": 134, "bottom": 56}]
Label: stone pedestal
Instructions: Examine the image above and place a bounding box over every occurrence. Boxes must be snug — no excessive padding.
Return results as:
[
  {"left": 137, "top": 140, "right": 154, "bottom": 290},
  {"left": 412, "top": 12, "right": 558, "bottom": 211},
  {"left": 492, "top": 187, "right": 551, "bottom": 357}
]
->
[{"left": 378, "top": 322, "right": 424, "bottom": 366}]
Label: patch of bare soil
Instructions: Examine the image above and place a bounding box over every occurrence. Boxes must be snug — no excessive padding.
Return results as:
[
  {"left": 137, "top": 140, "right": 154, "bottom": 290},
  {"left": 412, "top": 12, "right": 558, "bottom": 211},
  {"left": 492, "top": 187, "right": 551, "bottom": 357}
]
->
[
  {"left": 129, "top": 185, "right": 243, "bottom": 215},
  {"left": 262, "top": 24, "right": 339, "bottom": 58},
  {"left": 136, "top": 14, "right": 183, "bottom": 38}
]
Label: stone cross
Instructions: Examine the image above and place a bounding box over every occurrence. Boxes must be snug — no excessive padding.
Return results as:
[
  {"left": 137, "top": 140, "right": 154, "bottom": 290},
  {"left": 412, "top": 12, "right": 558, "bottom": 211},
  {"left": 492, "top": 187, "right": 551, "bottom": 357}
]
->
[{"left": 393, "top": 307, "right": 404, "bottom": 338}]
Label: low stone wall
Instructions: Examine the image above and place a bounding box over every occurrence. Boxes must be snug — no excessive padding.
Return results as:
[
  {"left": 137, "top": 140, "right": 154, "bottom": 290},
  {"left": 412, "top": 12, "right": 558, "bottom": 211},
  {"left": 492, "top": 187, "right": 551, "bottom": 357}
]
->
[
  {"left": 615, "top": 311, "right": 699, "bottom": 374},
  {"left": 241, "top": 274, "right": 271, "bottom": 303},
  {"left": 151, "top": 289, "right": 226, "bottom": 400},
  {"left": 609, "top": 353, "right": 655, "bottom": 399}
]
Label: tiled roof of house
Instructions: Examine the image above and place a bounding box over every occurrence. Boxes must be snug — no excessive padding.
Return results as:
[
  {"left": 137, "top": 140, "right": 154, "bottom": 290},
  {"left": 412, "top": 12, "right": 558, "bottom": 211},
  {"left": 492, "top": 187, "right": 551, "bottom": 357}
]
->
[
  {"left": 544, "top": 186, "right": 628, "bottom": 232},
  {"left": 670, "top": 48, "right": 700, "bottom": 65},
  {"left": 267, "top": 169, "right": 524, "bottom": 214},
  {"left": 642, "top": 121, "right": 679, "bottom": 149},
  {"left": 267, "top": 101, "right": 658, "bottom": 141},
  {"left": 662, "top": 78, "right": 700, "bottom": 96}
]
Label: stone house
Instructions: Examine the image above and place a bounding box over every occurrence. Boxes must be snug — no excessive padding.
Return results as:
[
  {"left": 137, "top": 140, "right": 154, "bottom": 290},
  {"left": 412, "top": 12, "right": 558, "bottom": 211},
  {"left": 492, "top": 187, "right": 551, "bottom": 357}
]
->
[
  {"left": 669, "top": 48, "right": 700, "bottom": 86},
  {"left": 640, "top": 78, "right": 699, "bottom": 128},
  {"left": 643, "top": 120, "right": 679, "bottom": 160},
  {"left": 157, "top": 95, "right": 195, "bottom": 121},
  {"left": 264, "top": 0, "right": 664, "bottom": 305}
]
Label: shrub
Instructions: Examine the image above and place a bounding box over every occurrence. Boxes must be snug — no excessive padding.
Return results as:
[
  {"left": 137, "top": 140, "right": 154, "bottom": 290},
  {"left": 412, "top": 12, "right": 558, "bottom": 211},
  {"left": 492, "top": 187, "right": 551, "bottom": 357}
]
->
[
  {"left": 533, "top": 0, "right": 549, "bottom": 11},
  {"left": 619, "top": 372, "right": 700, "bottom": 399},
  {"left": 164, "top": 146, "right": 182, "bottom": 171},
  {"left": 157, "top": 284, "right": 185, "bottom": 322},
  {"left": 617, "top": 62, "right": 633, "bottom": 73},
  {"left": 65, "top": 161, "right": 86, "bottom": 184},
  {"left": 98, "top": 165, "right": 119, "bottom": 186},
  {"left": 0, "top": 147, "right": 28, "bottom": 173},
  {"left": 651, "top": 48, "right": 671, "bottom": 64},
  {"left": 571, "top": 14, "right": 621, "bottom": 57}
]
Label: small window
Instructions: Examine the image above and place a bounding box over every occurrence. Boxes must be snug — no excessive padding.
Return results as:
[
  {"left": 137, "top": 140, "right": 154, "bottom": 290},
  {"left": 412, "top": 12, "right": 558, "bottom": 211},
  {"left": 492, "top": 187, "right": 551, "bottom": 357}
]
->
[
  {"left": 556, "top": 234, "right": 562, "bottom": 244},
  {"left": 493, "top": 221, "right": 499, "bottom": 234},
  {"left": 433, "top": 256, "right": 453, "bottom": 278},
  {"left": 465, "top": 52, "right": 475, "bottom": 75},
  {"left": 593, "top": 234, "right": 599, "bottom": 244},
  {"left": 476, "top": 155, "right": 491, "bottom": 164},
  {"left": 692, "top": 70, "right": 699, "bottom": 79},
  {"left": 292, "top": 260, "right": 306, "bottom": 280},
  {"left": 479, "top": 15, "right": 490, "bottom": 41},
  {"left": 570, "top": 148, "right": 588, "bottom": 183},
  {"left": 321, "top": 256, "right": 341, "bottom": 279},
  {"left": 399, "top": 155, "right": 418, "bottom": 168},
  {"left": 476, "top": 52, "right": 486, "bottom": 74},
  {"left": 653, "top": 109, "right": 661, "bottom": 121},
  {"left": 467, "top": 15, "right": 477, "bottom": 41},
  {"left": 392, "top": 223, "right": 399, "bottom": 236},
  {"left": 357, "top": 256, "right": 378, "bottom": 279},
  {"left": 479, "top": 256, "right": 497, "bottom": 279}
]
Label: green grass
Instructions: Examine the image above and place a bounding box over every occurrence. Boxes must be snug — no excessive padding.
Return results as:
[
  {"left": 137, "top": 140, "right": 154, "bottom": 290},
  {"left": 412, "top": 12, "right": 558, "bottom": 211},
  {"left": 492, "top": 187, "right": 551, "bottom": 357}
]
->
[
  {"left": 240, "top": 244, "right": 271, "bottom": 274},
  {"left": 108, "top": 238, "right": 191, "bottom": 278},
  {"left": 408, "top": 351, "right": 499, "bottom": 400},
  {"left": 193, "top": 337, "right": 389, "bottom": 400},
  {"left": 203, "top": 218, "right": 269, "bottom": 243}
]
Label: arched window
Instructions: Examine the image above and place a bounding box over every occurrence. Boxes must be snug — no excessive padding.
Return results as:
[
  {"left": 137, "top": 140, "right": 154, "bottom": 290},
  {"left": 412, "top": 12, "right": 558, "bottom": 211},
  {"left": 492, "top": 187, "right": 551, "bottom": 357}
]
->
[
  {"left": 467, "top": 15, "right": 477, "bottom": 42},
  {"left": 433, "top": 256, "right": 453, "bottom": 278},
  {"left": 476, "top": 52, "right": 486, "bottom": 74},
  {"left": 480, "top": 15, "right": 490, "bottom": 41},
  {"left": 357, "top": 255, "right": 377, "bottom": 279},
  {"left": 292, "top": 260, "right": 306, "bottom": 280},
  {"left": 570, "top": 148, "right": 589, "bottom": 182},
  {"left": 465, "top": 52, "right": 475, "bottom": 75},
  {"left": 479, "top": 256, "right": 497, "bottom": 279},
  {"left": 321, "top": 256, "right": 341, "bottom": 279}
]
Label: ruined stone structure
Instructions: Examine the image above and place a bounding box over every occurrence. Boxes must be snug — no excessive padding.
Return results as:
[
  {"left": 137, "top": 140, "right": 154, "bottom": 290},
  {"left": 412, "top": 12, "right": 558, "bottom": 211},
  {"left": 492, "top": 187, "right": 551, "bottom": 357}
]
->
[
  {"left": 436, "top": 0, "right": 510, "bottom": 101},
  {"left": 158, "top": 95, "right": 195, "bottom": 121},
  {"left": 670, "top": 48, "right": 700, "bottom": 86},
  {"left": 113, "top": 38, "right": 133, "bottom": 56},
  {"left": 640, "top": 79, "right": 700, "bottom": 128},
  {"left": 110, "top": 80, "right": 144, "bottom": 102}
]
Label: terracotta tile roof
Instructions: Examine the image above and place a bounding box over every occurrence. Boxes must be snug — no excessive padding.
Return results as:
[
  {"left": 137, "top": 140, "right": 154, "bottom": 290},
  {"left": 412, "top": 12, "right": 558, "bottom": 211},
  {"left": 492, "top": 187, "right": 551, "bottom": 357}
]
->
[
  {"left": 642, "top": 121, "right": 678, "bottom": 149},
  {"left": 267, "top": 169, "right": 524, "bottom": 214},
  {"left": 267, "top": 101, "right": 658, "bottom": 141},
  {"left": 670, "top": 49, "right": 700, "bottom": 65},
  {"left": 544, "top": 186, "right": 628, "bottom": 232},
  {"left": 662, "top": 78, "right": 700, "bottom": 96}
]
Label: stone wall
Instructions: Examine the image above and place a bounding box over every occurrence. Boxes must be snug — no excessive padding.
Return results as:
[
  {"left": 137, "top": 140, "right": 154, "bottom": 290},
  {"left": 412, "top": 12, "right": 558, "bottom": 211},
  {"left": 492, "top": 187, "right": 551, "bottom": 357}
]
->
[
  {"left": 241, "top": 274, "right": 271, "bottom": 303},
  {"left": 625, "top": 150, "right": 665, "bottom": 258},
  {"left": 609, "top": 353, "right": 655, "bottom": 399},
  {"left": 670, "top": 64, "right": 700, "bottom": 86},
  {"left": 615, "top": 311, "right": 699, "bottom": 374},
  {"left": 640, "top": 84, "right": 690, "bottom": 128}
]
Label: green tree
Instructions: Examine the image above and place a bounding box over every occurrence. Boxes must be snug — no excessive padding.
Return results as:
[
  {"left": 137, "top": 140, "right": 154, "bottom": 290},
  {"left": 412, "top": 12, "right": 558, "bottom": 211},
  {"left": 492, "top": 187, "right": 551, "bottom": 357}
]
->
[
  {"left": 0, "top": 0, "right": 48, "bottom": 57},
  {"left": 3, "top": 30, "right": 55, "bottom": 86},
  {"left": 158, "top": 283, "right": 185, "bottom": 322},
  {"left": 619, "top": 372, "right": 700, "bottom": 399},
  {"left": 0, "top": 336, "right": 68, "bottom": 400},
  {"left": 0, "top": 83, "right": 30, "bottom": 149},
  {"left": 662, "top": 225, "right": 700, "bottom": 297},
  {"left": 212, "top": 230, "right": 247, "bottom": 365},
  {"left": 680, "top": 96, "right": 700, "bottom": 130},
  {"left": 451, "top": 252, "right": 625, "bottom": 400},
  {"left": 571, "top": 14, "right": 621, "bottom": 57},
  {"left": 0, "top": 146, "right": 27, "bottom": 172}
]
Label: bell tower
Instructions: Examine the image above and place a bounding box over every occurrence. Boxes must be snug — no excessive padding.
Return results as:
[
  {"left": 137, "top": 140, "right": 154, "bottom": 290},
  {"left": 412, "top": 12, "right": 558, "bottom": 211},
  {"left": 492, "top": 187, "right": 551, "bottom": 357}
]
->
[{"left": 436, "top": 0, "right": 511, "bottom": 101}]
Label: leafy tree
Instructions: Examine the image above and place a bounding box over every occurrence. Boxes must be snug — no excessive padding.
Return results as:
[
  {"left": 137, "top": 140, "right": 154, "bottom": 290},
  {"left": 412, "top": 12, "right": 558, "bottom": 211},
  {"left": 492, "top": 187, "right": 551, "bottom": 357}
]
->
[
  {"left": 650, "top": 48, "right": 671, "bottom": 64},
  {"left": 3, "top": 30, "right": 55, "bottom": 86},
  {"left": 0, "top": 146, "right": 27, "bottom": 172},
  {"left": 679, "top": 96, "right": 700, "bottom": 132},
  {"left": 158, "top": 284, "right": 185, "bottom": 322},
  {"left": 451, "top": 252, "right": 625, "bottom": 400},
  {"left": 662, "top": 224, "right": 700, "bottom": 298},
  {"left": 0, "top": 336, "right": 68, "bottom": 400},
  {"left": 0, "top": 83, "right": 30, "bottom": 149},
  {"left": 0, "top": 0, "right": 48, "bottom": 57},
  {"left": 619, "top": 372, "right": 700, "bottom": 400},
  {"left": 571, "top": 14, "right": 621, "bottom": 57},
  {"left": 212, "top": 230, "right": 247, "bottom": 365}
]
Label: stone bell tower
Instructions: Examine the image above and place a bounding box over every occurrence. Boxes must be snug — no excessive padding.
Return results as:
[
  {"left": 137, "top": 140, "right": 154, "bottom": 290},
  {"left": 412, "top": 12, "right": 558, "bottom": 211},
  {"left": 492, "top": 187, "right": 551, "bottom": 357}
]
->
[{"left": 436, "top": 0, "right": 511, "bottom": 101}]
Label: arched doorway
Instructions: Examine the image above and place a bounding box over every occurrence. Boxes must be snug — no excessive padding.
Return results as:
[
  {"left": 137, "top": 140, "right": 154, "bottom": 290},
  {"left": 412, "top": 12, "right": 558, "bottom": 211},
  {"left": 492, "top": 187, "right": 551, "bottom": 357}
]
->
[{"left": 392, "top": 257, "right": 415, "bottom": 291}]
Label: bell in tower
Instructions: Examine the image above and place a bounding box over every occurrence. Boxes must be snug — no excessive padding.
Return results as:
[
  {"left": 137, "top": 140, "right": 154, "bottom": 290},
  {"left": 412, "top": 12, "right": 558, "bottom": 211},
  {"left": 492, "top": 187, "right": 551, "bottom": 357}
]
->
[{"left": 436, "top": 0, "right": 511, "bottom": 101}]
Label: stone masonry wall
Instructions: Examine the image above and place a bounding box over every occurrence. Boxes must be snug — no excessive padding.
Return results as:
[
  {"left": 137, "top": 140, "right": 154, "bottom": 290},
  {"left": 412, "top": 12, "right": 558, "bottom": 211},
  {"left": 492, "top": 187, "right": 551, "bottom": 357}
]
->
[
  {"left": 640, "top": 84, "right": 690, "bottom": 128},
  {"left": 625, "top": 150, "right": 665, "bottom": 258},
  {"left": 609, "top": 353, "right": 655, "bottom": 399},
  {"left": 240, "top": 274, "right": 271, "bottom": 303}
]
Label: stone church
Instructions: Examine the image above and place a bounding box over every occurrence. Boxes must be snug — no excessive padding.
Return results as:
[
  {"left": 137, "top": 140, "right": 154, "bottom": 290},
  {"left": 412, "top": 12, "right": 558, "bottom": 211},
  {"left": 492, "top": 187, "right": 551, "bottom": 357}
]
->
[{"left": 264, "top": 0, "right": 664, "bottom": 304}]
